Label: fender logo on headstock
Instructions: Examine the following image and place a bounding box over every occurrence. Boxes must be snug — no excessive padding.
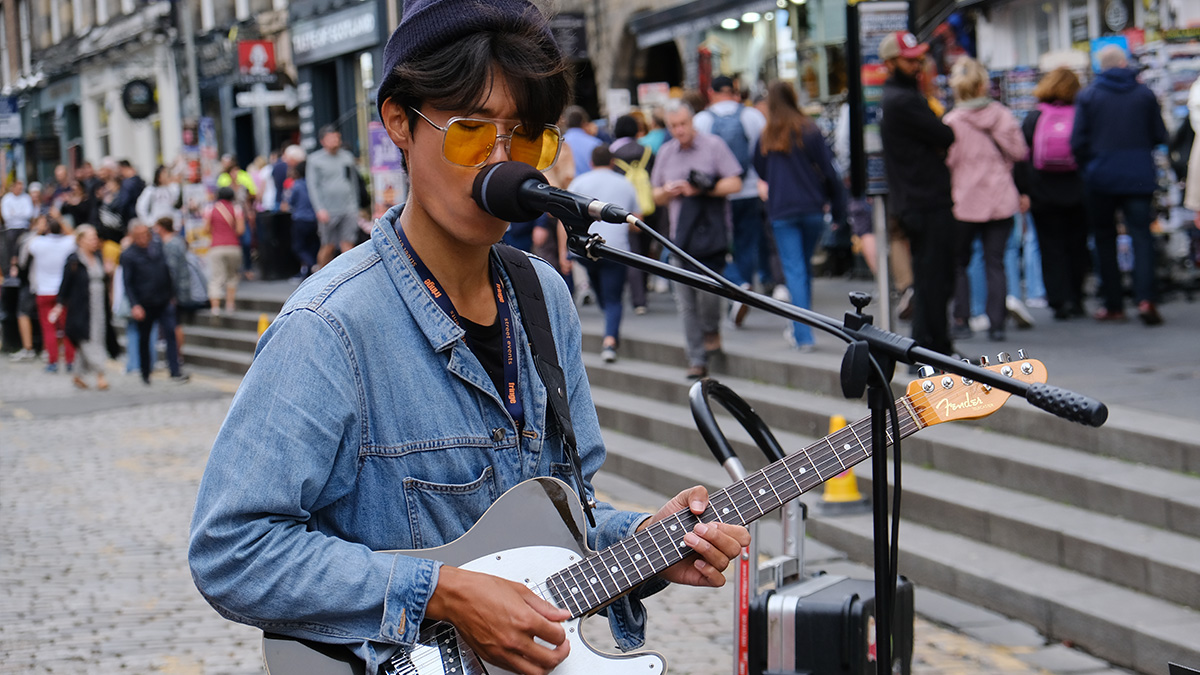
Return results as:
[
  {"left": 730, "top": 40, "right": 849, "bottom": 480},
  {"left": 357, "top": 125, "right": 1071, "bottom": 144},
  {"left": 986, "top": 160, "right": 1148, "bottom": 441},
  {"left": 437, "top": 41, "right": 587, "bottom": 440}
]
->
[{"left": 935, "top": 392, "right": 994, "bottom": 416}]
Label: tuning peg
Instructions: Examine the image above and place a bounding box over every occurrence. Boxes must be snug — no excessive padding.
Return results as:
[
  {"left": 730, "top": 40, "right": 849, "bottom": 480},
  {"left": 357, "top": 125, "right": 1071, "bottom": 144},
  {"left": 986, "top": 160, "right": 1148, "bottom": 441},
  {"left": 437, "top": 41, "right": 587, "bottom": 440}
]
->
[
  {"left": 917, "top": 366, "right": 935, "bottom": 378},
  {"left": 979, "top": 355, "right": 990, "bottom": 366},
  {"left": 1017, "top": 349, "right": 1027, "bottom": 360},
  {"left": 997, "top": 352, "right": 1010, "bottom": 363}
]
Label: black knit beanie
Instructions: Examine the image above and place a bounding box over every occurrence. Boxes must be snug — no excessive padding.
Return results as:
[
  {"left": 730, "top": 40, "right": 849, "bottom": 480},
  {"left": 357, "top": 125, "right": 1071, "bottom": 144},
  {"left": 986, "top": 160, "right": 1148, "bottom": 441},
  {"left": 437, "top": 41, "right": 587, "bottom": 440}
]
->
[{"left": 376, "top": 0, "right": 555, "bottom": 119}]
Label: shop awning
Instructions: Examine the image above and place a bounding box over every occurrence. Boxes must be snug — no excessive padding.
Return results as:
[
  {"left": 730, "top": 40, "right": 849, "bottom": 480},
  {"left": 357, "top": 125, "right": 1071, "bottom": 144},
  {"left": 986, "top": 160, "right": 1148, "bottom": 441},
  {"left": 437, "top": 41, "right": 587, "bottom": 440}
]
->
[
  {"left": 629, "top": 0, "right": 782, "bottom": 49},
  {"left": 912, "top": 0, "right": 996, "bottom": 41}
]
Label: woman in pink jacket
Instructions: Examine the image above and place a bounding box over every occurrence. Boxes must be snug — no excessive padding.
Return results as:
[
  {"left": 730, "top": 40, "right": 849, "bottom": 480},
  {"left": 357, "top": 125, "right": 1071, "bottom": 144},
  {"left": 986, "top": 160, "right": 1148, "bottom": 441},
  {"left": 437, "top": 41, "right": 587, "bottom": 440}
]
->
[{"left": 944, "top": 57, "right": 1029, "bottom": 342}]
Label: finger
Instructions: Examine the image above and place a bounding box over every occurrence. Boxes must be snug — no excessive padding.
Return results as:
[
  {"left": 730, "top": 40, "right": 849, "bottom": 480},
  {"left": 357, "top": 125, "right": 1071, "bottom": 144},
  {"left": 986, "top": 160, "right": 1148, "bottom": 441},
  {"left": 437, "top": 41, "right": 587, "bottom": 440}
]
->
[
  {"left": 523, "top": 589, "right": 571, "bottom": 623},
  {"left": 521, "top": 633, "right": 571, "bottom": 673},
  {"left": 692, "top": 558, "right": 728, "bottom": 587},
  {"left": 681, "top": 485, "right": 710, "bottom": 514}
]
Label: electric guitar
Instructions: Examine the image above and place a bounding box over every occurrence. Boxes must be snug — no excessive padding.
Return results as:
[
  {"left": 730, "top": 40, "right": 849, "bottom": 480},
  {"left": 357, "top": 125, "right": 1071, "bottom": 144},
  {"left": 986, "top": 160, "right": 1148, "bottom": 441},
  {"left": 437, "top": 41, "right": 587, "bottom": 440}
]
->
[{"left": 262, "top": 358, "right": 1047, "bottom": 675}]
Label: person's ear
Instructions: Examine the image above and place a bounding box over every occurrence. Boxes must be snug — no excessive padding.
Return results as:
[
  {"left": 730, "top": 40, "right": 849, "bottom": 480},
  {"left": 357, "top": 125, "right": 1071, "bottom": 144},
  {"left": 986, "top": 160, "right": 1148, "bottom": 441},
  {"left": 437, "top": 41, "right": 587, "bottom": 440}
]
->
[{"left": 381, "top": 99, "right": 411, "bottom": 152}]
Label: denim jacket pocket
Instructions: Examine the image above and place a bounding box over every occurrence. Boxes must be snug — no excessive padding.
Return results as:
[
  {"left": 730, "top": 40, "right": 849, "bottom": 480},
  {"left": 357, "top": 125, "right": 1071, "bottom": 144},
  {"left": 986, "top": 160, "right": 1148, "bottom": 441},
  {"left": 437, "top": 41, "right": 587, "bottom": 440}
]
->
[{"left": 404, "top": 466, "right": 497, "bottom": 549}]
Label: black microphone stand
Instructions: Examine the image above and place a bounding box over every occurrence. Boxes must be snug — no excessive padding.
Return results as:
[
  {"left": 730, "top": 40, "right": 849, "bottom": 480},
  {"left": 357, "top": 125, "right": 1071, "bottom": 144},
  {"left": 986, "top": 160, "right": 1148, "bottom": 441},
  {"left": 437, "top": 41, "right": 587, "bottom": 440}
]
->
[{"left": 561, "top": 222, "right": 1108, "bottom": 675}]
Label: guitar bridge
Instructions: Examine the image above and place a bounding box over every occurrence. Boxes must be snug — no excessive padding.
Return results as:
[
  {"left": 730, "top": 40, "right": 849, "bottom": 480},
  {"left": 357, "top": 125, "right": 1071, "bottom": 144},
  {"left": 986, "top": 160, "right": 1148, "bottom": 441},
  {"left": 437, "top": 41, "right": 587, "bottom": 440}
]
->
[{"left": 382, "top": 621, "right": 483, "bottom": 675}]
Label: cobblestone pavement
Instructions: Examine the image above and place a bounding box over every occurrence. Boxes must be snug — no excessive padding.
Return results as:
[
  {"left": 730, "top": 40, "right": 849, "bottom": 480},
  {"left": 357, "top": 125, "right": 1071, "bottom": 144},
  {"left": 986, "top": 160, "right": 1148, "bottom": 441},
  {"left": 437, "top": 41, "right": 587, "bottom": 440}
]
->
[{"left": 1, "top": 356, "right": 1101, "bottom": 674}]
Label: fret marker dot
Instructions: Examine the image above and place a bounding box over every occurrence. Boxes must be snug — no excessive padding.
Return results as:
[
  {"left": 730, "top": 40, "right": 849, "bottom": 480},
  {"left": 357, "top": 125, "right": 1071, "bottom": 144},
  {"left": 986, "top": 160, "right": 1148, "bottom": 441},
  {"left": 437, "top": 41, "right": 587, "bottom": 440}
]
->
[
  {"left": 571, "top": 587, "right": 579, "bottom": 594},
  {"left": 799, "top": 467, "right": 807, "bottom": 474},
  {"left": 590, "top": 577, "right": 597, "bottom": 584},
  {"left": 843, "top": 444, "right": 851, "bottom": 451},
  {"left": 634, "top": 554, "right": 643, "bottom": 561},
  {"left": 670, "top": 525, "right": 677, "bottom": 531},
  {"left": 610, "top": 566, "right": 618, "bottom": 573},
  {"left": 722, "top": 507, "right": 730, "bottom": 514},
  {"left": 758, "top": 488, "right": 766, "bottom": 496}
]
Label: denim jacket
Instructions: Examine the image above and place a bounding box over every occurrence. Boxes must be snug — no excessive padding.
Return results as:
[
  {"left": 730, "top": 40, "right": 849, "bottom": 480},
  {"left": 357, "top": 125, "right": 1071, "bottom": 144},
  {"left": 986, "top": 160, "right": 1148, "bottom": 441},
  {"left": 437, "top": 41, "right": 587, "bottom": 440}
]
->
[{"left": 188, "top": 205, "right": 660, "bottom": 671}]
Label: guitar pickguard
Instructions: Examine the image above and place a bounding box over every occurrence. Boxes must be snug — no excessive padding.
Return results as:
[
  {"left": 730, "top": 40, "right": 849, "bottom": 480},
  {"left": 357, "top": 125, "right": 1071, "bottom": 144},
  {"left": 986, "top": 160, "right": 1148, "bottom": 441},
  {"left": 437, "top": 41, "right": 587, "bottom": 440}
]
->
[{"left": 381, "top": 545, "right": 665, "bottom": 675}]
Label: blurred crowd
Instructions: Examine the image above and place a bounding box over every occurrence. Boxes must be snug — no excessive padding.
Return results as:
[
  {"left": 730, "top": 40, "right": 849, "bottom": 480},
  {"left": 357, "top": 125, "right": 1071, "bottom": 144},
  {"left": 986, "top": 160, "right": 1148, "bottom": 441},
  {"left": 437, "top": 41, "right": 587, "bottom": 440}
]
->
[
  {"left": 499, "top": 34, "right": 1200, "bottom": 378},
  {"left": 0, "top": 123, "right": 376, "bottom": 386},
  {"left": 6, "top": 34, "right": 1199, "bottom": 384}
]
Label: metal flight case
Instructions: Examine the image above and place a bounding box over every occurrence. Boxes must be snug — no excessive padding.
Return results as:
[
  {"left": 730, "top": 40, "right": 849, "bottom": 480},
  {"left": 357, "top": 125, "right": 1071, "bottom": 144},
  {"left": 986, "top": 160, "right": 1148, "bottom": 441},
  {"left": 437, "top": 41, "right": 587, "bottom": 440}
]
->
[{"left": 748, "top": 573, "right": 914, "bottom": 675}]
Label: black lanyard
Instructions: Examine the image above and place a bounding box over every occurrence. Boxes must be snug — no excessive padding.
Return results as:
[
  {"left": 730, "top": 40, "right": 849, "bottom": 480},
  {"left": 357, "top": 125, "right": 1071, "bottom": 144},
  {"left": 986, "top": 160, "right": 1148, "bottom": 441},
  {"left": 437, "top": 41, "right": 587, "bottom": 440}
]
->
[{"left": 395, "top": 225, "right": 524, "bottom": 430}]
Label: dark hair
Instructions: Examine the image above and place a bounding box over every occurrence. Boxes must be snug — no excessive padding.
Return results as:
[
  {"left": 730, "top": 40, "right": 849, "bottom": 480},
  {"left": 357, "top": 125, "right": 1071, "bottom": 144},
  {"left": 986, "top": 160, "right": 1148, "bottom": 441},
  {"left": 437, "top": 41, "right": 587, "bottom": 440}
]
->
[
  {"left": 118, "top": 159, "right": 133, "bottom": 169},
  {"left": 590, "top": 145, "right": 612, "bottom": 168},
  {"left": 564, "top": 106, "right": 588, "bottom": 129},
  {"left": 377, "top": 8, "right": 569, "bottom": 141},
  {"left": 319, "top": 125, "right": 340, "bottom": 140},
  {"left": 155, "top": 216, "right": 175, "bottom": 232},
  {"left": 292, "top": 160, "right": 306, "bottom": 179},
  {"left": 47, "top": 217, "right": 63, "bottom": 235},
  {"left": 613, "top": 114, "right": 640, "bottom": 140},
  {"left": 153, "top": 165, "right": 169, "bottom": 186},
  {"left": 216, "top": 186, "right": 235, "bottom": 201},
  {"left": 760, "top": 81, "right": 815, "bottom": 155}
]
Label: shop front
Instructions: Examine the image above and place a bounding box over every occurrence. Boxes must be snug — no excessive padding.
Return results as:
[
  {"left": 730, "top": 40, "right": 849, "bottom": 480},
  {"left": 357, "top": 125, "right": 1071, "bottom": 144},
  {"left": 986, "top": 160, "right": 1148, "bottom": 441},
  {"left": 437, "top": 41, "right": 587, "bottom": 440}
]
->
[{"left": 289, "top": 0, "right": 385, "bottom": 157}]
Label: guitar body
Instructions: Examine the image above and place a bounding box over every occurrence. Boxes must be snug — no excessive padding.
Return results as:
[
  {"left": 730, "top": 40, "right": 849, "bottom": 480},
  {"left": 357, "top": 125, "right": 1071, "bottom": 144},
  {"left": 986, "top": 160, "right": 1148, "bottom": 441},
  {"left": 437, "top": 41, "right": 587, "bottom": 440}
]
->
[{"left": 262, "top": 477, "right": 667, "bottom": 675}]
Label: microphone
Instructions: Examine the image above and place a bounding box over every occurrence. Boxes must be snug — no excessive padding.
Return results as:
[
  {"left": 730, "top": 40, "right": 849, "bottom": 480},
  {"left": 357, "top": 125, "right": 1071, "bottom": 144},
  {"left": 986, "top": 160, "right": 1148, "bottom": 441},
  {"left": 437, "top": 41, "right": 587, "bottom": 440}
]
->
[{"left": 472, "top": 161, "right": 633, "bottom": 228}]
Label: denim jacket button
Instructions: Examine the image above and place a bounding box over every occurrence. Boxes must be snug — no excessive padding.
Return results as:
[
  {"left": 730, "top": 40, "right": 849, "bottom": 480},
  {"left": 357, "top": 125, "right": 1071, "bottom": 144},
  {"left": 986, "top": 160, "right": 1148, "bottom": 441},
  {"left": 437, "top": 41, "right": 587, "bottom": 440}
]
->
[{"left": 492, "top": 427, "right": 505, "bottom": 443}]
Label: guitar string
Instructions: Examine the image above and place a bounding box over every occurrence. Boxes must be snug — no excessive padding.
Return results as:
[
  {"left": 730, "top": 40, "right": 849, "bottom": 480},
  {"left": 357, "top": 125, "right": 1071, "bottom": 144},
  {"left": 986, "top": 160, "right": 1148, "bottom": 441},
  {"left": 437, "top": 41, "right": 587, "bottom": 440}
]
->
[{"left": 392, "top": 385, "right": 975, "bottom": 669}]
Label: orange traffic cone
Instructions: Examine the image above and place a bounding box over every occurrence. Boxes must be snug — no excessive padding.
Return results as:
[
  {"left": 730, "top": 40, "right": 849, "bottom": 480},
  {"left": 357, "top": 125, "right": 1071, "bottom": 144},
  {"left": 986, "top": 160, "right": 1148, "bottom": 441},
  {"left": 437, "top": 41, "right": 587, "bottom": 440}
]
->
[{"left": 819, "top": 415, "right": 871, "bottom": 514}]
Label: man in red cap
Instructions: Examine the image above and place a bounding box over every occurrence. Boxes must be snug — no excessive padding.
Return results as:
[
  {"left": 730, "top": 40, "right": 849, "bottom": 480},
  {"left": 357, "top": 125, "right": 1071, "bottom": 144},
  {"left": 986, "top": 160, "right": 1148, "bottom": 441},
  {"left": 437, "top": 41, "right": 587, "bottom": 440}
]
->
[{"left": 878, "top": 30, "right": 958, "bottom": 359}]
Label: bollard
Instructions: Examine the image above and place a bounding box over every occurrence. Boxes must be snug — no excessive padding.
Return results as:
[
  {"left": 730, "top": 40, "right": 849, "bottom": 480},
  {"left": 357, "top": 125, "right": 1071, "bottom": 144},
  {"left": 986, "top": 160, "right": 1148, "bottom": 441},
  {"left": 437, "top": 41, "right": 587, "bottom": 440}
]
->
[
  {"left": 819, "top": 414, "right": 871, "bottom": 514},
  {"left": 257, "top": 313, "right": 271, "bottom": 338}
]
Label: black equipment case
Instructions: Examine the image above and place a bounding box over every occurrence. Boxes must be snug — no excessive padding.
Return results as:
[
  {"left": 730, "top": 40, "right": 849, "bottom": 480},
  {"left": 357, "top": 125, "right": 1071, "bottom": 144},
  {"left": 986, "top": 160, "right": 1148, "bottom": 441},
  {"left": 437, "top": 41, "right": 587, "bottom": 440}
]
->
[{"left": 748, "top": 573, "right": 915, "bottom": 675}]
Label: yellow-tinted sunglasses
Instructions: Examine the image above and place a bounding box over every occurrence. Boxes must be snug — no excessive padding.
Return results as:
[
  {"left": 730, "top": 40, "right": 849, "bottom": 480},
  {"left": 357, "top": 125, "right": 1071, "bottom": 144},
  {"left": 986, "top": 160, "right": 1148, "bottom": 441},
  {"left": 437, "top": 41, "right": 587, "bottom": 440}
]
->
[{"left": 409, "top": 107, "right": 562, "bottom": 171}]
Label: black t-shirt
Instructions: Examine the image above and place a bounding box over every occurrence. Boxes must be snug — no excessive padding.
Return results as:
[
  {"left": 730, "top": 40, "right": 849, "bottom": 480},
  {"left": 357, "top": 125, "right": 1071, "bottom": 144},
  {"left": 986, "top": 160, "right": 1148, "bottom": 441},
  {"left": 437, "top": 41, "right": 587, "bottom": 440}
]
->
[{"left": 460, "top": 314, "right": 504, "bottom": 397}]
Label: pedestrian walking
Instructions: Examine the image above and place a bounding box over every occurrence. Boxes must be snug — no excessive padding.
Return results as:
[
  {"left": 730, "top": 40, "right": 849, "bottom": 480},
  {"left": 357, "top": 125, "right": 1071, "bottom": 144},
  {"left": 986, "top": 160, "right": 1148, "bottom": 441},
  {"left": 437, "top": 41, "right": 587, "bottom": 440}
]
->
[
  {"left": 284, "top": 161, "right": 318, "bottom": 277},
  {"left": 1014, "top": 67, "right": 1089, "bottom": 321},
  {"left": 753, "top": 80, "right": 846, "bottom": 351},
  {"left": 52, "top": 225, "right": 113, "bottom": 390},
  {"left": 879, "top": 30, "right": 958, "bottom": 358},
  {"left": 568, "top": 145, "right": 642, "bottom": 362},
  {"left": 135, "top": 166, "right": 182, "bottom": 233},
  {"left": 610, "top": 113, "right": 655, "bottom": 315},
  {"left": 306, "top": 126, "right": 361, "bottom": 270},
  {"left": 3, "top": 180, "right": 36, "bottom": 273},
  {"left": 651, "top": 100, "right": 744, "bottom": 379},
  {"left": 119, "top": 222, "right": 187, "bottom": 384},
  {"left": 1071, "top": 44, "right": 1168, "bottom": 325},
  {"left": 154, "top": 216, "right": 192, "bottom": 359},
  {"left": 943, "top": 57, "right": 1028, "bottom": 342},
  {"left": 203, "top": 187, "right": 246, "bottom": 315},
  {"left": 695, "top": 75, "right": 770, "bottom": 324},
  {"left": 27, "top": 216, "right": 78, "bottom": 372}
]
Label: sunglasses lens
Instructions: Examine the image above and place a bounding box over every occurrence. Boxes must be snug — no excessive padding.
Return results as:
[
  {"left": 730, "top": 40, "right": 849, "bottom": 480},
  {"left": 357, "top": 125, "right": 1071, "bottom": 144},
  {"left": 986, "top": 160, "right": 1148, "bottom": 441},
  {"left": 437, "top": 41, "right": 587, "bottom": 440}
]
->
[
  {"left": 443, "top": 120, "right": 497, "bottom": 167},
  {"left": 510, "top": 127, "right": 561, "bottom": 171}
]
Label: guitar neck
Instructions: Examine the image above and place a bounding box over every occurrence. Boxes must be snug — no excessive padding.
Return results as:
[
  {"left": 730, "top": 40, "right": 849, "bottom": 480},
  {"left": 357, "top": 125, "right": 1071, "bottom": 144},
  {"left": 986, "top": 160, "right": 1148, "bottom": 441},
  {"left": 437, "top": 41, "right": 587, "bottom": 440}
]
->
[{"left": 545, "top": 394, "right": 925, "bottom": 618}]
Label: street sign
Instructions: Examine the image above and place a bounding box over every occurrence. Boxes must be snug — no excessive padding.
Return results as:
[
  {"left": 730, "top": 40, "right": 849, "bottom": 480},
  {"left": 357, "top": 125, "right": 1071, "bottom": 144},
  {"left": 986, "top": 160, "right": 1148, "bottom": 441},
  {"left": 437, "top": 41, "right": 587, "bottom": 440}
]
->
[
  {"left": 235, "top": 86, "right": 297, "bottom": 110},
  {"left": 0, "top": 96, "right": 20, "bottom": 140}
]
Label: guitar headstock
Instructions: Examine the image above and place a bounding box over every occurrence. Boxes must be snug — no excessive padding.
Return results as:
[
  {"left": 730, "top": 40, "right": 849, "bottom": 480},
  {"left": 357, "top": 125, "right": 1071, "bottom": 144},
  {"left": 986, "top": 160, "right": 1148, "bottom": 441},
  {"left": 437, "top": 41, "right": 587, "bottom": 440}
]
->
[{"left": 906, "top": 353, "right": 1047, "bottom": 427}]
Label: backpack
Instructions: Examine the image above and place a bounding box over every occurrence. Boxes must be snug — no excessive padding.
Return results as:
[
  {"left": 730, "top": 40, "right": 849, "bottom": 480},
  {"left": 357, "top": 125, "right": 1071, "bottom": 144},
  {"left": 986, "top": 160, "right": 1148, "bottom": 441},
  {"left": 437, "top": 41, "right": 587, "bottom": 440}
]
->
[
  {"left": 613, "top": 145, "right": 656, "bottom": 216},
  {"left": 1032, "top": 103, "right": 1077, "bottom": 172},
  {"left": 710, "top": 107, "right": 752, "bottom": 177},
  {"left": 182, "top": 251, "right": 210, "bottom": 309}
]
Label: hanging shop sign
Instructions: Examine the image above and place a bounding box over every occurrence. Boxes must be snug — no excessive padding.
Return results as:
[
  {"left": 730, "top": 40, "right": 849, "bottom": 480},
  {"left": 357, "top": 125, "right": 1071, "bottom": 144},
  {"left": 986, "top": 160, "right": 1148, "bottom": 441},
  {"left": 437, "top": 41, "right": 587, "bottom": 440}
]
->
[
  {"left": 1098, "top": 0, "right": 1134, "bottom": 35},
  {"left": 122, "top": 79, "right": 157, "bottom": 119},
  {"left": 550, "top": 13, "right": 588, "bottom": 61},
  {"left": 238, "top": 40, "right": 278, "bottom": 85}
]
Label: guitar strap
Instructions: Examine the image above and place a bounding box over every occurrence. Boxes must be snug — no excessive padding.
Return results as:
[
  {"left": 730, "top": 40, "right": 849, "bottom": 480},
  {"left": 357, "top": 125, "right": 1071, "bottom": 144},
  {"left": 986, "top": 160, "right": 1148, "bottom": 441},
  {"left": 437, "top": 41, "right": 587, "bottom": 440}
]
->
[{"left": 493, "top": 243, "right": 596, "bottom": 528}]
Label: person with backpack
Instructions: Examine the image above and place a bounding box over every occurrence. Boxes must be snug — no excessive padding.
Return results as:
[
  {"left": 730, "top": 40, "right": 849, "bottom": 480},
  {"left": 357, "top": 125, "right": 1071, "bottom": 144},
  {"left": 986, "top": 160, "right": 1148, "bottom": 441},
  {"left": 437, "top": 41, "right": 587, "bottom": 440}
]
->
[
  {"left": 1014, "top": 67, "right": 1089, "bottom": 321},
  {"left": 693, "top": 75, "right": 769, "bottom": 326},
  {"left": 943, "top": 57, "right": 1028, "bottom": 343},
  {"left": 610, "top": 113, "right": 655, "bottom": 314},
  {"left": 1071, "top": 45, "right": 1168, "bottom": 325}
]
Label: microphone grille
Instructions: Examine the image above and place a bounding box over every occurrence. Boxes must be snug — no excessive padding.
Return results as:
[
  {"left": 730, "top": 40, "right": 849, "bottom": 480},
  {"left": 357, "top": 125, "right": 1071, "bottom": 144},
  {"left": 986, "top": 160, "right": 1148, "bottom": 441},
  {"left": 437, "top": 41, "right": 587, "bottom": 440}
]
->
[{"left": 471, "top": 161, "right": 547, "bottom": 223}]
